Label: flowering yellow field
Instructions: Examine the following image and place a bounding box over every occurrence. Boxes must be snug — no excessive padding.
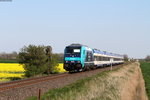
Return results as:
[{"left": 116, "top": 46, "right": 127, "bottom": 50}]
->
[
  {"left": 0, "top": 63, "right": 25, "bottom": 82},
  {"left": 0, "top": 63, "right": 66, "bottom": 82},
  {"left": 52, "top": 63, "right": 67, "bottom": 73},
  {"left": 0, "top": 63, "right": 25, "bottom": 72}
]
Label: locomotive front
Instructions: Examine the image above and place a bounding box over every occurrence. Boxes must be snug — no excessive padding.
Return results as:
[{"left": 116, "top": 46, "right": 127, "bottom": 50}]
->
[{"left": 64, "top": 44, "right": 83, "bottom": 72}]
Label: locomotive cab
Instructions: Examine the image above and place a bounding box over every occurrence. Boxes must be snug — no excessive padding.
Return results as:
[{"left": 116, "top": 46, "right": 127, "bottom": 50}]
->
[
  {"left": 64, "top": 44, "right": 95, "bottom": 72},
  {"left": 64, "top": 45, "right": 82, "bottom": 72}
]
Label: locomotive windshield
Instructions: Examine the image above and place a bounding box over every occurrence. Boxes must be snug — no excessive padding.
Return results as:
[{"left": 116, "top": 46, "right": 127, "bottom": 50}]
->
[
  {"left": 66, "top": 47, "right": 81, "bottom": 54},
  {"left": 65, "top": 47, "right": 81, "bottom": 57}
]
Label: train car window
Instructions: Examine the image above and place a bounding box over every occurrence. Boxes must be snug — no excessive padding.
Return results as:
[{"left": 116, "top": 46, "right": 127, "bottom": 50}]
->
[
  {"left": 101, "top": 57, "right": 110, "bottom": 61},
  {"left": 102, "top": 57, "right": 105, "bottom": 61},
  {"left": 98, "top": 56, "right": 100, "bottom": 61},
  {"left": 98, "top": 56, "right": 102, "bottom": 61},
  {"left": 97, "top": 56, "right": 98, "bottom": 61},
  {"left": 104, "top": 57, "right": 106, "bottom": 61},
  {"left": 94, "top": 56, "right": 110, "bottom": 61},
  {"left": 103, "top": 57, "right": 105, "bottom": 61},
  {"left": 97, "top": 57, "right": 99, "bottom": 61},
  {"left": 114, "top": 58, "right": 121, "bottom": 61},
  {"left": 94, "top": 56, "right": 97, "bottom": 61},
  {"left": 98, "top": 57, "right": 100, "bottom": 61},
  {"left": 99, "top": 57, "right": 102, "bottom": 61}
]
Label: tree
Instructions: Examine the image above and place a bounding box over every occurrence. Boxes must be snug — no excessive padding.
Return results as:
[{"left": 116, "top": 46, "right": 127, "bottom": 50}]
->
[
  {"left": 18, "top": 45, "right": 57, "bottom": 77},
  {"left": 123, "top": 54, "right": 129, "bottom": 61},
  {"left": 50, "top": 54, "right": 59, "bottom": 73},
  {"left": 54, "top": 53, "right": 64, "bottom": 63},
  {"left": 145, "top": 55, "right": 150, "bottom": 62},
  {"left": 45, "top": 46, "right": 52, "bottom": 75}
]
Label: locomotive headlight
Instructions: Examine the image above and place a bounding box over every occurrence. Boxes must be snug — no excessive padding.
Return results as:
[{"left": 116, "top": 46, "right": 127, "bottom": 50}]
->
[
  {"left": 77, "top": 61, "right": 80, "bottom": 63},
  {"left": 65, "top": 61, "right": 68, "bottom": 63}
]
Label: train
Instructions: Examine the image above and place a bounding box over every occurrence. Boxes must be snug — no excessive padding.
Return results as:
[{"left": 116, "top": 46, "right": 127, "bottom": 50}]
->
[{"left": 64, "top": 44, "right": 124, "bottom": 72}]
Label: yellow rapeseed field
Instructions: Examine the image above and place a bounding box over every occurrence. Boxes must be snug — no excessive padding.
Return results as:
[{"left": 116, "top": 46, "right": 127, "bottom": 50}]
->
[
  {"left": 0, "top": 63, "right": 25, "bottom": 82},
  {"left": 0, "top": 63, "right": 25, "bottom": 72},
  {"left": 0, "top": 63, "right": 66, "bottom": 82},
  {"left": 52, "top": 63, "right": 67, "bottom": 73}
]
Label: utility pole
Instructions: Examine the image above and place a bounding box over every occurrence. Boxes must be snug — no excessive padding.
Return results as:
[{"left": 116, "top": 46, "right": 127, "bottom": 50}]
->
[{"left": 46, "top": 46, "right": 52, "bottom": 75}]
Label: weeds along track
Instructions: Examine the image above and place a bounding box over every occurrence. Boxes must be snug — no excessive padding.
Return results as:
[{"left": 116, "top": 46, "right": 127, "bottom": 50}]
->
[{"left": 0, "top": 73, "right": 69, "bottom": 91}]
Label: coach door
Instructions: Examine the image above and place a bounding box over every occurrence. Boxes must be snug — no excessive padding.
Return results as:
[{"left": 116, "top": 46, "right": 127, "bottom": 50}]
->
[{"left": 85, "top": 51, "right": 94, "bottom": 66}]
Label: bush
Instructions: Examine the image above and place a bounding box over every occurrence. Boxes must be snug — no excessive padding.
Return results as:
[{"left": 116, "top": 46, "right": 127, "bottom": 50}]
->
[
  {"left": 145, "top": 55, "right": 150, "bottom": 62},
  {"left": 18, "top": 45, "right": 58, "bottom": 77}
]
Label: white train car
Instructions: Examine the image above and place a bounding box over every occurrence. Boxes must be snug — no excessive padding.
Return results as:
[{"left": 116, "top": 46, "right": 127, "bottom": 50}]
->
[{"left": 93, "top": 49, "right": 124, "bottom": 67}]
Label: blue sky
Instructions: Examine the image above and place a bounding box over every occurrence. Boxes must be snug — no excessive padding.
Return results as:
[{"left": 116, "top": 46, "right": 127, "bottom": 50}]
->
[{"left": 0, "top": 0, "right": 150, "bottom": 58}]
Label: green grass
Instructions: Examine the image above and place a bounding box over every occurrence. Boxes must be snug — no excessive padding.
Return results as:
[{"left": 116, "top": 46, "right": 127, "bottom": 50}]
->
[{"left": 140, "top": 62, "right": 150, "bottom": 99}]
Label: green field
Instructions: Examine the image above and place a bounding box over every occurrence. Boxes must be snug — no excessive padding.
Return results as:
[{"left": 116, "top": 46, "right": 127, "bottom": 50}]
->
[
  {"left": 140, "top": 62, "right": 150, "bottom": 99},
  {"left": 0, "top": 58, "right": 19, "bottom": 63}
]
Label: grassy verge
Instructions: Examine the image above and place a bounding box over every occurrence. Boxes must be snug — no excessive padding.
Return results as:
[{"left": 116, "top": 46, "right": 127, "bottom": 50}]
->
[{"left": 140, "top": 62, "right": 150, "bottom": 99}]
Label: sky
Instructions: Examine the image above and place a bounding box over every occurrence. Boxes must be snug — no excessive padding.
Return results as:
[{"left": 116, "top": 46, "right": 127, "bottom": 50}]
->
[{"left": 0, "top": 0, "right": 150, "bottom": 59}]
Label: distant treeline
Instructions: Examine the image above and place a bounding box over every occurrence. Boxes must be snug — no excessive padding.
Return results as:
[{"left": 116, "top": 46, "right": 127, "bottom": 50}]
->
[
  {"left": 145, "top": 55, "right": 150, "bottom": 62},
  {"left": 0, "top": 52, "right": 64, "bottom": 63},
  {"left": 0, "top": 52, "right": 18, "bottom": 63},
  {"left": 139, "top": 55, "right": 150, "bottom": 62}
]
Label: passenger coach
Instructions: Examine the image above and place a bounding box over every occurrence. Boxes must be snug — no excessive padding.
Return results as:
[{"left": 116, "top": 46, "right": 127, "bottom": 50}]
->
[{"left": 64, "top": 44, "right": 124, "bottom": 72}]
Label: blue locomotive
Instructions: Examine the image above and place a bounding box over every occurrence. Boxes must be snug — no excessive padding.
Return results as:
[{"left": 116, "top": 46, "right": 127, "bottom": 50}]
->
[{"left": 64, "top": 44, "right": 124, "bottom": 72}]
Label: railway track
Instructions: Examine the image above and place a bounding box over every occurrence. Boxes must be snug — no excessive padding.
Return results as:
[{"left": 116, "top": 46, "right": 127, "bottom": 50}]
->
[
  {"left": 0, "top": 68, "right": 106, "bottom": 92},
  {"left": 0, "top": 73, "right": 69, "bottom": 91}
]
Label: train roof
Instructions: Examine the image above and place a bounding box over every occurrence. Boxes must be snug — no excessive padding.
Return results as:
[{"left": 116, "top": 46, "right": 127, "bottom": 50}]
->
[
  {"left": 67, "top": 43, "right": 88, "bottom": 47},
  {"left": 93, "top": 49, "right": 123, "bottom": 58},
  {"left": 66, "top": 43, "right": 123, "bottom": 58}
]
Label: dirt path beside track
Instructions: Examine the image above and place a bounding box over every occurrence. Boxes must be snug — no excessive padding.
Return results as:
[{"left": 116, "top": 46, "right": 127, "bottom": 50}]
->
[{"left": 115, "top": 62, "right": 148, "bottom": 100}]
